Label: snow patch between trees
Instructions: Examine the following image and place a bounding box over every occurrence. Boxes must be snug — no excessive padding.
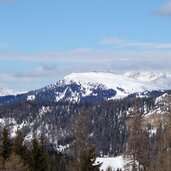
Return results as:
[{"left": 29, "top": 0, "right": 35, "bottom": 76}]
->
[{"left": 96, "top": 155, "right": 126, "bottom": 171}]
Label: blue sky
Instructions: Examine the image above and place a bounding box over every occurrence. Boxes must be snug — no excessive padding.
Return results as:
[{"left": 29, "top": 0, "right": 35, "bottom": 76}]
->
[{"left": 0, "top": 0, "right": 171, "bottom": 91}]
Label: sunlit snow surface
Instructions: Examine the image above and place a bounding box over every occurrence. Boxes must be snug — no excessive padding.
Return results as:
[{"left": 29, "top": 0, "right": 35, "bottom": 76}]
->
[
  {"left": 64, "top": 72, "right": 164, "bottom": 99},
  {"left": 27, "top": 95, "right": 36, "bottom": 101},
  {"left": 1, "top": 71, "right": 171, "bottom": 101},
  {"left": 0, "top": 88, "right": 26, "bottom": 96},
  {"left": 96, "top": 155, "right": 126, "bottom": 171},
  {"left": 124, "top": 71, "right": 171, "bottom": 90}
]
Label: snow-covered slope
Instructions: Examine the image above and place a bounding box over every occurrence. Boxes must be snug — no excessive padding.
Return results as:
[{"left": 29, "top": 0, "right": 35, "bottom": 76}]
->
[
  {"left": 1, "top": 71, "right": 171, "bottom": 104},
  {"left": 64, "top": 72, "right": 161, "bottom": 99},
  {"left": 124, "top": 71, "right": 171, "bottom": 90},
  {"left": 0, "top": 88, "right": 24, "bottom": 96}
]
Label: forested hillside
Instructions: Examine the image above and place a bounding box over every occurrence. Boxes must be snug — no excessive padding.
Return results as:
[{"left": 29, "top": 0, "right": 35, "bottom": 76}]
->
[
  {"left": 0, "top": 95, "right": 157, "bottom": 155},
  {"left": 1, "top": 93, "right": 171, "bottom": 170}
]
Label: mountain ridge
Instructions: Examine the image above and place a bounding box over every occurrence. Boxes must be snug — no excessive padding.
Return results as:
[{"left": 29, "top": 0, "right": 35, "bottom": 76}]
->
[
  {"left": 0, "top": 71, "right": 171, "bottom": 104},
  {"left": 0, "top": 88, "right": 26, "bottom": 97}
]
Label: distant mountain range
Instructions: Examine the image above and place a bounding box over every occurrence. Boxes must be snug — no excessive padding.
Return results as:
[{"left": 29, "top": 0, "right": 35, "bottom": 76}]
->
[
  {"left": 0, "top": 88, "right": 26, "bottom": 97},
  {"left": 1, "top": 71, "right": 171, "bottom": 104}
]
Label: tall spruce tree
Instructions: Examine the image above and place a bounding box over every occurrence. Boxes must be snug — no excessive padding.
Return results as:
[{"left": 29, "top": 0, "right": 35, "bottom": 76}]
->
[
  {"left": 13, "top": 130, "right": 28, "bottom": 164},
  {"left": 29, "top": 133, "right": 49, "bottom": 171},
  {"left": 1, "top": 126, "right": 12, "bottom": 165}
]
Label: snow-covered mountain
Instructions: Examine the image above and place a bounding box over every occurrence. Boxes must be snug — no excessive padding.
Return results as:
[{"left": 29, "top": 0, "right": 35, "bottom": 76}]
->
[
  {"left": 1, "top": 71, "right": 171, "bottom": 104},
  {"left": 63, "top": 72, "right": 162, "bottom": 99},
  {"left": 25, "top": 71, "right": 169, "bottom": 103},
  {"left": 124, "top": 71, "right": 171, "bottom": 90},
  {"left": 0, "top": 88, "right": 24, "bottom": 97}
]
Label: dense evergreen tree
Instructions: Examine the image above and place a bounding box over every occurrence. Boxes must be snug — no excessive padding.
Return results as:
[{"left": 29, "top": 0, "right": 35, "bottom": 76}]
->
[
  {"left": 0, "top": 126, "right": 12, "bottom": 169},
  {"left": 13, "top": 130, "right": 28, "bottom": 164},
  {"left": 29, "top": 133, "right": 50, "bottom": 171},
  {"left": 80, "top": 147, "right": 101, "bottom": 171}
]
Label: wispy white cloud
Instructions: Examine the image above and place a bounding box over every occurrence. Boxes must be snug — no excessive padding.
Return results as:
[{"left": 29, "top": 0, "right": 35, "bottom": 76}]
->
[
  {"left": 1, "top": 52, "right": 171, "bottom": 90},
  {"left": 1, "top": 47, "right": 171, "bottom": 90},
  {"left": 15, "top": 65, "right": 58, "bottom": 78},
  {"left": 1, "top": 52, "right": 171, "bottom": 91},
  {"left": 100, "top": 37, "right": 171, "bottom": 49},
  {"left": 154, "top": 0, "right": 171, "bottom": 16},
  {"left": 1, "top": 48, "right": 171, "bottom": 62}
]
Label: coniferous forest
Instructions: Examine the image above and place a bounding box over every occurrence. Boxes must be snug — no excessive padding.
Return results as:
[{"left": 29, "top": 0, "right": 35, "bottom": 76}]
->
[
  {"left": 0, "top": 113, "right": 102, "bottom": 171},
  {"left": 0, "top": 94, "right": 171, "bottom": 171}
]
